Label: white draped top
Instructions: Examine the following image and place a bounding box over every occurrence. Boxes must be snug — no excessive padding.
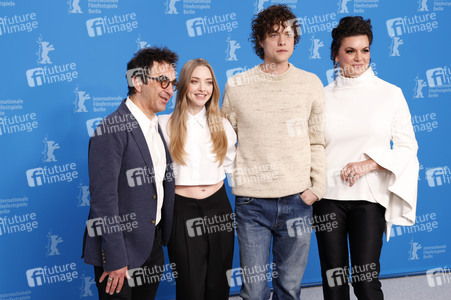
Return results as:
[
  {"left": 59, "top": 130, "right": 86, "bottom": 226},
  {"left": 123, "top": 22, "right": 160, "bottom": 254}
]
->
[{"left": 323, "top": 68, "right": 419, "bottom": 240}]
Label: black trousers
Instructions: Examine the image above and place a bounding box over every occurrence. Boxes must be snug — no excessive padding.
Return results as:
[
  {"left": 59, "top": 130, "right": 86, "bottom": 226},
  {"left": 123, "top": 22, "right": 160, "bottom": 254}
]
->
[
  {"left": 168, "top": 185, "right": 234, "bottom": 300},
  {"left": 94, "top": 226, "right": 164, "bottom": 300},
  {"left": 313, "top": 199, "right": 386, "bottom": 300}
]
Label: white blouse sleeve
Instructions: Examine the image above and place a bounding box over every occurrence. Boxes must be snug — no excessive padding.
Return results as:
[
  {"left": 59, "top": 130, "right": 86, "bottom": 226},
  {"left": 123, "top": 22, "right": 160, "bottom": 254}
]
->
[
  {"left": 222, "top": 118, "right": 237, "bottom": 174},
  {"left": 364, "top": 87, "right": 419, "bottom": 235}
]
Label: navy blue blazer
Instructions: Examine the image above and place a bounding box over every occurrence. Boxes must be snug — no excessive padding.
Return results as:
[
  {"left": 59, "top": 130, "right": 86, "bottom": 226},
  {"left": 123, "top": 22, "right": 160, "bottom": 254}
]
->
[{"left": 82, "top": 99, "right": 175, "bottom": 272}]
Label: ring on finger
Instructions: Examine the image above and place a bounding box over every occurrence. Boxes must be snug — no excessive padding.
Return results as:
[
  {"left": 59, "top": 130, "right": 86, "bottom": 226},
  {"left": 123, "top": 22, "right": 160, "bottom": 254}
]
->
[{"left": 108, "top": 277, "right": 113, "bottom": 282}]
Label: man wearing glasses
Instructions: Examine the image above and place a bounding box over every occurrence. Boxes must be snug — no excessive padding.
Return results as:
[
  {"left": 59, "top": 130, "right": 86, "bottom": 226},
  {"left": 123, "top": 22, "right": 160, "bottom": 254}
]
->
[{"left": 83, "top": 47, "right": 178, "bottom": 299}]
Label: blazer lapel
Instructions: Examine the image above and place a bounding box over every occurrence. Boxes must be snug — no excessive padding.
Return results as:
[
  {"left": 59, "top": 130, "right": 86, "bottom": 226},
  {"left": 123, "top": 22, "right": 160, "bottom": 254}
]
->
[{"left": 118, "top": 100, "right": 157, "bottom": 191}]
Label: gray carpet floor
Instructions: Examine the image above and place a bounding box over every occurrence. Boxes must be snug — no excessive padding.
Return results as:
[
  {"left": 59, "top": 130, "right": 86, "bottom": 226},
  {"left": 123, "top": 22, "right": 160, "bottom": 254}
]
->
[{"left": 229, "top": 274, "right": 451, "bottom": 299}]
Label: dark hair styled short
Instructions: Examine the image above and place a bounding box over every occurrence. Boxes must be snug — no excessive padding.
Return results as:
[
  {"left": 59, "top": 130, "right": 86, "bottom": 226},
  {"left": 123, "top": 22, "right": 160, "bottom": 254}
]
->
[
  {"left": 126, "top": 46, "right": 178, "bottom": 96},
  {"left": 330, "top": 16, "right": 373, "bottom": 62},
  {"left": 250, "top": 4, "right": 300, "bottom": 60}
]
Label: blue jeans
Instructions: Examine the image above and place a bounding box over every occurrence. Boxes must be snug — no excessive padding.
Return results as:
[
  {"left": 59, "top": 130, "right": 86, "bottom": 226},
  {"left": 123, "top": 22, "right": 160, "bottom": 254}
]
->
[{"left": 235, "top": 193, "right": 313, "bottom": 300}]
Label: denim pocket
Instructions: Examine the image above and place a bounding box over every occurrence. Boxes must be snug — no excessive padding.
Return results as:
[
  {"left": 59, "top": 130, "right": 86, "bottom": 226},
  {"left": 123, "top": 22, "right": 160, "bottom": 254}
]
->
[
  {"left": 235, "top": 196, "right": 254, "bottom": 205},
  {"left": 299, "top": 192, "right": 311, "bottom": 207}
]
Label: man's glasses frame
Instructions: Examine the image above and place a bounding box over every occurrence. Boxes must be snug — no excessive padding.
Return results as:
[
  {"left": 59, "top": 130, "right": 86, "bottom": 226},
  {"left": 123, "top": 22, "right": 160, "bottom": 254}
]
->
[{"left": 146, "top": 75, "right": 178, "bottom": 91}]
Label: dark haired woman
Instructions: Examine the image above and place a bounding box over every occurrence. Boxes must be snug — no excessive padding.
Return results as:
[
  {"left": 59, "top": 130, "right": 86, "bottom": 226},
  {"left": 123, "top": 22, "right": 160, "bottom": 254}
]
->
[{"left": 313, "top": 16, "right": 419, "bottom": 300}]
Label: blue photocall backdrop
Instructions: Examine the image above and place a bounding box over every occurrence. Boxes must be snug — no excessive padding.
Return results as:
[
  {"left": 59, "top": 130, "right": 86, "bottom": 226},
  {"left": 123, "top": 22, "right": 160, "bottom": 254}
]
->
[{"left": 0, "top": 0, "right": 450, "bottom": 299}]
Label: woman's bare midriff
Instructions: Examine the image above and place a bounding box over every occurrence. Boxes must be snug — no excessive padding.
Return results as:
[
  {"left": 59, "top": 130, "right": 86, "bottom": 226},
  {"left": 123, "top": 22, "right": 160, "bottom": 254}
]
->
[{"left": 175, "top": 181, "right": 224, "bottom": 199}]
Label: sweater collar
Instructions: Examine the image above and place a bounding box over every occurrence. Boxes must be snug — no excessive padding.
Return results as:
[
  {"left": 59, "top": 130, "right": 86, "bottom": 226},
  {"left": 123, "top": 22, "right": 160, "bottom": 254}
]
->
[
  {"left": 256, "top": 63, "right": 294, "bottom": 81},
  {"left": 335, "top": 67, "right": 375, "bottom": 87}
]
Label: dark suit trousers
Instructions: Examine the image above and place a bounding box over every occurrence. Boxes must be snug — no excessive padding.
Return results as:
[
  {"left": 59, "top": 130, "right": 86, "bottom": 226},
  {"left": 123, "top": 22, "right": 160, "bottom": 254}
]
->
[
  {"left": 313, "top": 199, "right": 386, "bottom": 300},
  {"left": 94, "top": 226, "right": 164, "bottom": 300}
]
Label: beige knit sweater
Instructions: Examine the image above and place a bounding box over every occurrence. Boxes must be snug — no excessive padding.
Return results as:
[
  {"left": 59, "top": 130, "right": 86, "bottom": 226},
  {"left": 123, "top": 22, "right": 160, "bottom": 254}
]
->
[{"left": 221, "top": 63, "right": 326, "bottom": 198}]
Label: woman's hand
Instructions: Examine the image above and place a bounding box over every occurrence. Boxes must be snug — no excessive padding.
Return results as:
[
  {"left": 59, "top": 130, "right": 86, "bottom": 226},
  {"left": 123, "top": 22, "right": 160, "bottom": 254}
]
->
[{"left": 341, "top": 159, "right": 383, "bottom": 187}]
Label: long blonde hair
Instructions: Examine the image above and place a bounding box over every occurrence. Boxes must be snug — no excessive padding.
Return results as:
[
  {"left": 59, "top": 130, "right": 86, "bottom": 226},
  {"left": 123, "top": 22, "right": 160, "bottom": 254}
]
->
[{"left": 168, "top": 58, "right": 227, "bottom": 165}]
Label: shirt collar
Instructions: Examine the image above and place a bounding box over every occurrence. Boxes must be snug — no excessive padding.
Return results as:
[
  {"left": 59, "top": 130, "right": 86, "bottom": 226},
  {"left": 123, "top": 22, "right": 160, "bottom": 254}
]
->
[
  {"left": 126, "top": 97, "right": 158, "bottom": 133},
  {"left": 188, "top": 106, "right": 207, "bottom": 128}
]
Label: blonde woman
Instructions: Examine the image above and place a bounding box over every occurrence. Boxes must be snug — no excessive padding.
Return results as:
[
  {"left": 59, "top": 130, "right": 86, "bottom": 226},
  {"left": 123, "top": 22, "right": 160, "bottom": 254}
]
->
[{"left": 159, "top": 58, "right": 236, "bottom": 300}]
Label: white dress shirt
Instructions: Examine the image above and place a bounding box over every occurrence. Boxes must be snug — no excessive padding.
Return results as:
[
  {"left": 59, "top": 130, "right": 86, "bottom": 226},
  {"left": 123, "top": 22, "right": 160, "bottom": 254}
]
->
[
  {"left": 324, "top": 68, "right": 419, "bottom": 239},
  {"left": 158, "top": 106, "right": 237, "bottom": 185},
  {"left": 126, "top": 97, "right": 166, "bottom": 225}
]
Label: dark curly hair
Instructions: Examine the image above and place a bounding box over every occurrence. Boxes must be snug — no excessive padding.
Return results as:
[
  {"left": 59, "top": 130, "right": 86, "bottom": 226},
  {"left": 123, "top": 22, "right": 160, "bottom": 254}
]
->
[
  {"left": 250, "top": 4, "right": 300, "bottom": 60},
  {"left": 331, "top": 16, "right": 373, "bottom": 62},
  {"left": 127, "top": 46, "right": 178, "bottom": 96}
]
